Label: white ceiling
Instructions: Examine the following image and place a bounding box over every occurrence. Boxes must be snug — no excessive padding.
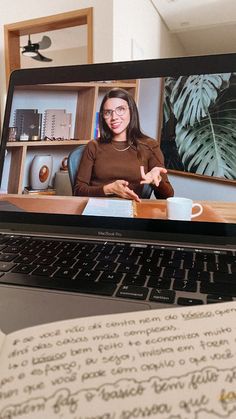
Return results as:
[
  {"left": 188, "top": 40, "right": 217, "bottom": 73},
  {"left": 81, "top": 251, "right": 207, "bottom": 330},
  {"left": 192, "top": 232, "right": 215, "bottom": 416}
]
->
[
  {"left": 20, "top": 1, "right": 236, "bottom": 59},
  {"left": 152, "top": 0, "right": 236, "bottom": 55}
]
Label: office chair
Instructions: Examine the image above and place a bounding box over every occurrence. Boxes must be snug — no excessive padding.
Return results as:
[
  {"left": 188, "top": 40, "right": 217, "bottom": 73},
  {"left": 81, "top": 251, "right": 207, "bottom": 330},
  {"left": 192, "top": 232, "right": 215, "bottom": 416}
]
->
[
  {"left": 67, "top": 145, "right": 86, "bottom": 195},
  {"left": 67, "top": 144, "right": 153, "bottom": 198}
]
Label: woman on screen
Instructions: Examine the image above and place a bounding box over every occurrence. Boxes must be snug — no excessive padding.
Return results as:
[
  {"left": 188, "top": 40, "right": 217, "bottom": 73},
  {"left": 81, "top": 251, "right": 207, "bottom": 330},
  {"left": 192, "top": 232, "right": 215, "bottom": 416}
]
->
[{"left": 74, "top": 88, "right": 174, "bottom": 201}]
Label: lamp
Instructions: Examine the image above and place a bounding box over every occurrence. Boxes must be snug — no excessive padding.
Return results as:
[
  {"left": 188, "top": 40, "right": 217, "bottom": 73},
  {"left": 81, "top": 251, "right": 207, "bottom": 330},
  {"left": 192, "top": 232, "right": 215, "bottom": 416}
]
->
[
  {"left": 21, "top": 35, "right": 52, "bottom": 61},
  {"left": 21, "top": 36, "right": 39, "bottom": 57}
]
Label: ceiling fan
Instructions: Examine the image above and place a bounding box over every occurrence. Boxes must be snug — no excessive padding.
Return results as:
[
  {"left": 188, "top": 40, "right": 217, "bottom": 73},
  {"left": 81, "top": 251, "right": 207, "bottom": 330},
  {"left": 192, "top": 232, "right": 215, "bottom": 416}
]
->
[{"left": 21, "top": 35, "right": 52, "bottom": 62}]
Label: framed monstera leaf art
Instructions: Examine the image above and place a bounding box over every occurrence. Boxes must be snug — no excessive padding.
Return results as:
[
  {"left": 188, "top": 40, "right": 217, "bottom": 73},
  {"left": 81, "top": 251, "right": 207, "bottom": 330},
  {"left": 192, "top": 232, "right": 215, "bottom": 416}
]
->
[{"left": 161, "top": 73, "right": 236, "bottom": 182}]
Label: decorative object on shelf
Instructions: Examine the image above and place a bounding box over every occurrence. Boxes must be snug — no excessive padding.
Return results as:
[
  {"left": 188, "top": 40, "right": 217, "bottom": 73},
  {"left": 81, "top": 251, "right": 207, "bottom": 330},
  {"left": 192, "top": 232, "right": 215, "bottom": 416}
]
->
[
  {"left": 30, "top": 155, "right": 53, "bottom": 190},
  {"left": 20, "top": 133, "right": 29, "bottom": 141},
  {"left": 54, "top": 157, "right": 72, "bottom": 196},
  {"left": 31, "top": 135, "right": 39, "bottom": 141},
  {"left": 8, "top": 127, "right": 17, "bottom": 142}
]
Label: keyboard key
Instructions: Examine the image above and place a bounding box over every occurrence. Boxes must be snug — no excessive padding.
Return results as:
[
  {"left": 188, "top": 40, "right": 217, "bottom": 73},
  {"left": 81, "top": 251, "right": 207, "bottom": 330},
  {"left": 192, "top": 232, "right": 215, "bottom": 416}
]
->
[
  {"left": 161, "top": 258, "right": 182, "bottom": 268},
  {"left": 53, "top": 268, "right": 78, "bottom": 279},
  {"left": 94, "top": 261, "right": 117, "bottom": 272},
  {"left": 140, "top": 266, "right": 162, "bottom": 276},
  {"left": 14, "top": 254, "right": 36, "bottom": 264},
  {"left": 232, "top": 263, "right": 236, "bottom": 272},
  {"left": 75, "top": 270, "right": 101, "bottom": 281},
  {"left": 116, "top": 285, "right": 148, "bottom": 300},
  {"left": 0, "top": 273, "right": 116, "bottom": 296},
  {"left": 113, "top": 245, "right": 132, "bottom": 256},
  {"left": 33, "top": 266, "right": 58, "bottom": 276},
  {"left": 0, "top": 272, "right": 53, "bottom": 287},
  {"left": 162, "top": 267, "right": 185, "bottom": 279},
  {"left": 12, "top": 264, "right": 36, "bottom": 274},
  {"left": 96, "top": 254, "right": 118, "bottom": 263},
  {"left": 183, "top": 261, "right": 204, "bottom": 270},
  {"left": 195, "top": 253, "right": 216, "bottom": 262},
  {"left": 212, "top": 272, "right": 236, "bottom": 283},
  {"left": 177, "top": 297, "right": 203, "bottom": 306},
  {"left": 173, "top": 280, "right": 197, "bottom": 292},
  {"left": 75, "top": 260, "right": 97, "bottom": 270},
  {"left": 147, "top": 277, "right": 171, "bottom": 289},
  {"left": 117, "top": 264, "right": 139, "bottom": 274},
  {"left": 122, "top": 274, "right": 146, "bottom": 286},
  {"left": 207, "top": 262, "right": 229, "bottom": 272},
  {"left": 153, "top": 249, "right": 172, "bottom": 259},
  {"left": 117, "top": 255, "right": 139, "bottom": 264},
  {"left": 99, "top": 272, "right": 123, "bottom": 283},
  {"left": 206, "top": 294, "right": 233, "bottom": 304},
  {"left": 54, "top": 257, "right": 76, "bottom": 268},
  {"left": 0, "top": 261, "right": 16, "bottom": 272},
  {"left": 2, "top": 246, "right": 23, "bottom": 253},
  {"left": 0, "top": 253, "right": 17, "bottom": 262},
  {"left": 78, "top": 251, "right": 100, "bottom": 261},
  {"left": 173, "top": 251, "right": 194, "bottom": 261},
  {"left": 38, "top": 248, "right": 61, "bottom": 257},
  {"left": 187, "top": 269, "right": 210, "bottom": 281},
  {"left": 149, "top": 289, "right": 175, "bottom": 304},
  {"left": 200, "top": 282, "right": 236, "bottom": 296},
  {"left": 36, "top": 256, "right": 55, "bottom": 265}
]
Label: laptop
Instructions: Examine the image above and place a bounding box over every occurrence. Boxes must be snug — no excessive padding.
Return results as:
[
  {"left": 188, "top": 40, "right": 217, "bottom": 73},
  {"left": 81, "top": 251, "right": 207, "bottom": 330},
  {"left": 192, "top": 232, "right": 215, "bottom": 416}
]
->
[{"left": 0, "top": 54, "right": 235, "bottom": 333}]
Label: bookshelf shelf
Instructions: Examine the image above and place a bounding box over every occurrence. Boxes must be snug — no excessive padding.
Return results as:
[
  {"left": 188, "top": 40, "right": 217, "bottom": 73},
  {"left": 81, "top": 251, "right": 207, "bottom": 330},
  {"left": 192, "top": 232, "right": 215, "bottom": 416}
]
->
[
  {"left": 7, "top": 140, "right": 86, "bottom": 148},
  {"left": 6, "top": 80, "right": 139, "bottom": 194}
]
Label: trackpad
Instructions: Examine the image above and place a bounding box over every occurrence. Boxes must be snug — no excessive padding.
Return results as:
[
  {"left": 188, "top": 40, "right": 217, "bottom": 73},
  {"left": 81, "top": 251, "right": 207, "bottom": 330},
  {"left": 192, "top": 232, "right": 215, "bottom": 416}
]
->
[{"left": 0, "top": 285, "right": 151, "bottom": 333}]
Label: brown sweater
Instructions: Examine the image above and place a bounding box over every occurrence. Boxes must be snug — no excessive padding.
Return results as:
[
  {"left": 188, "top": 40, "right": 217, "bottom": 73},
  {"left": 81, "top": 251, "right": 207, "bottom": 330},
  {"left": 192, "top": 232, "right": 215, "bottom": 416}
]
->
[{"left": 74, "top": 138, "right": 174, "bottom": 199}]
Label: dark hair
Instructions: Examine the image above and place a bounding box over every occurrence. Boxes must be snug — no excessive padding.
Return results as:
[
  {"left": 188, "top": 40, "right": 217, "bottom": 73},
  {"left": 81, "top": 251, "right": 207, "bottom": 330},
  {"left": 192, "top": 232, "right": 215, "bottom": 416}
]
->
[{"left": 98, "top": 88, "right": 146, "bottom": 146}]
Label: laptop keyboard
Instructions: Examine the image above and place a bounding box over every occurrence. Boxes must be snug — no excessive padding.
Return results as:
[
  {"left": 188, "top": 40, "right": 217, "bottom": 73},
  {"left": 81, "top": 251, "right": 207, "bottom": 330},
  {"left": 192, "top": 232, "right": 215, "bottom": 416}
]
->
[{"left": 0, "top": 234, "right": 235, "bottom": 306}]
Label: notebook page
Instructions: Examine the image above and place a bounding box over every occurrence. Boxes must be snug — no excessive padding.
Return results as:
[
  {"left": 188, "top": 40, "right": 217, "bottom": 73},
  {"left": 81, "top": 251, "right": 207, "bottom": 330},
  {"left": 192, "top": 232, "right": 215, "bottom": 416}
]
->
[
  {"left": 0, "top": 302, "right": 236, "bottom": 418},
  {"left": 82, "top": 198, "right": 134, "bottom": 217}
]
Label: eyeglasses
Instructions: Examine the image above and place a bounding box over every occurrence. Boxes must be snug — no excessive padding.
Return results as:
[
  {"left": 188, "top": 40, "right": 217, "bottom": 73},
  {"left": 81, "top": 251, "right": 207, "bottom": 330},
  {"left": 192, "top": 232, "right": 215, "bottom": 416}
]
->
[{"left": 102, "top": 105, "right": 129, "bottom": 119}]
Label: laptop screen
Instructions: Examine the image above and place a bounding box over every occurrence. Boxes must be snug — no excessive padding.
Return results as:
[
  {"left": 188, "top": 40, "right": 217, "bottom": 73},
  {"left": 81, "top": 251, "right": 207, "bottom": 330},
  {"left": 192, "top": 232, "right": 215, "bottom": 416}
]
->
[{"left": 0, "top": 55, "right": 235, "bottom": 242}]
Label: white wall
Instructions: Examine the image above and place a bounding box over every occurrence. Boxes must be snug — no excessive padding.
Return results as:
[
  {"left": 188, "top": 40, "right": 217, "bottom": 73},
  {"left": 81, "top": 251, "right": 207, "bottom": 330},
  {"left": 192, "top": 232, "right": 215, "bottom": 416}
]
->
[
  {"left": 0, "top": 0, "right": 186, "bottom": 117},
  {"left": 169, "top": 174, "right": 235, "bottom": 202},
  {"left": 0, "top": 0, "right": 114, "bottom": 114},
  {"left": 112, "top": 0, "right": 185, "bottom": 61}
]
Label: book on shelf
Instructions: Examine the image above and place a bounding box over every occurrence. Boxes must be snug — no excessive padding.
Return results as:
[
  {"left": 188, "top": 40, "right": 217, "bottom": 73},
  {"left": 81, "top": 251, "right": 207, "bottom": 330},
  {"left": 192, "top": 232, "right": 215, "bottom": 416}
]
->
[
  {"left": 14, "top": 109, "right": 42, "bottom": 140},
  {"left": 43, "top": 109, "right": 72, "bottom": 140},
  {"left": 0, "top": 301, "right": 236, "bottom": 418},
  {"left": 93, "top": 111, "right": 100, "bottom": 139},
  {"left": 23, "top": 187, "right": 56, "bottom": 195}
]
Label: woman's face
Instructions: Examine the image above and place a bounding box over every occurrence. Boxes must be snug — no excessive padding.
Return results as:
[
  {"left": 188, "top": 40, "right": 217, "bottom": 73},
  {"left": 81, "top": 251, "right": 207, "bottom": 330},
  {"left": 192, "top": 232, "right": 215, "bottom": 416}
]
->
[{"left": 102, "top": 98, "right": 130, "bottom": 140}]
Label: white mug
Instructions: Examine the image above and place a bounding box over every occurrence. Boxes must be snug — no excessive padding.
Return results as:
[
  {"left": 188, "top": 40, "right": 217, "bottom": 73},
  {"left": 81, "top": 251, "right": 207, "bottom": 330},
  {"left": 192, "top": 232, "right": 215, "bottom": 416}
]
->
[{"left": 166, "top": 197, "right": 203, "bottom": 221}]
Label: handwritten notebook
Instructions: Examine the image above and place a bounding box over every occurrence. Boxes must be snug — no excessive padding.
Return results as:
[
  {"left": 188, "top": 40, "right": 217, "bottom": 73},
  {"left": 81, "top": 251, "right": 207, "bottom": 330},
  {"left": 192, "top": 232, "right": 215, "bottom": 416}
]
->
[
  {"left": 82, "top": 198, "right": 134, "bottom": 217},
  {"left": 1, "top": 301, "right": 236, "bottom": 418}
]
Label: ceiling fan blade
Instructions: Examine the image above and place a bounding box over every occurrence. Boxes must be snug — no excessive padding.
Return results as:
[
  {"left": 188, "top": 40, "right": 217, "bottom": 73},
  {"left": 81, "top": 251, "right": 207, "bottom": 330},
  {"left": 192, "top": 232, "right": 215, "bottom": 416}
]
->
[
  {"left": 38, "top": 35, "right": 52, "bottom": 50},
  {"left": 32, "top": 51, "right": 52, "bottom": 62}
]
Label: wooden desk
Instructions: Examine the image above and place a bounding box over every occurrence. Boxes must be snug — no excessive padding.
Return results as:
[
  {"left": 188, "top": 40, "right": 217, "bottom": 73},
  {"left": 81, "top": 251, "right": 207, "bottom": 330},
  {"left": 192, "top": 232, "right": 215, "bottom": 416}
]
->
[
  {"left": 1, "top": 195, "right": 236, "bottom": 223},
  {"left": 134, "top": 200, "right": 236, "bottom": 223}
]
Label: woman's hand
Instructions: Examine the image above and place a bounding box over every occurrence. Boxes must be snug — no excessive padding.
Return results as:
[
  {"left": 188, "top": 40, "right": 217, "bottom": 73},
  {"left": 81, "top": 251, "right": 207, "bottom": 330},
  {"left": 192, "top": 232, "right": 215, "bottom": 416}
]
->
[
  {"left": 140, "top": 166, "right": 167, "bottom": 187},
  {"left": 104, "top": 180, "right": 141, "bottom": 202}
]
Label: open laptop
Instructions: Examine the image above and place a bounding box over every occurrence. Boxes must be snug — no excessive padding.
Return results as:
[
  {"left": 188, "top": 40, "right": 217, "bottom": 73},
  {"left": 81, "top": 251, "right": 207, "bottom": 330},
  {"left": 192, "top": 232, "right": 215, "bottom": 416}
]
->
[{"left": 0, "top": 54, "right": 235, "bottom": 333}]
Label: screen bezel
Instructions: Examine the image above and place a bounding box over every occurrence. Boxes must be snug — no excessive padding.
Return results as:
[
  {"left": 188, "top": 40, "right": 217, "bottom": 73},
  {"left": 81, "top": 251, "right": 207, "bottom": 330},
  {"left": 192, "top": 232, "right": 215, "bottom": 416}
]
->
[{"left": 1, "top": 53, "right": 236, "bottom": 244}]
